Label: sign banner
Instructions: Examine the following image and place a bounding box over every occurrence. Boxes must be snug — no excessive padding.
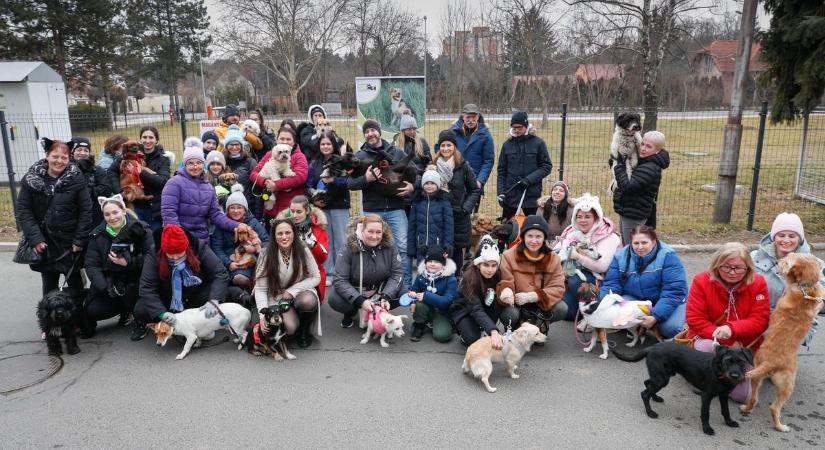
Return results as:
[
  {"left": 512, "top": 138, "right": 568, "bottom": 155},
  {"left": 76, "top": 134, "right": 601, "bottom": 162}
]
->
[
  {"left": 199, "top": 119, "right": 223, "bottom": 137},
  {"left": 355, "top": 76, "right": 425, "bottom": 140}
]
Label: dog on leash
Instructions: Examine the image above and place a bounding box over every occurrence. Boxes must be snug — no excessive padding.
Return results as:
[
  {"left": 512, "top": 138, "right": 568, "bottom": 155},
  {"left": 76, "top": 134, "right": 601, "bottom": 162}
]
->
[
  {"left": 608, "top": 112, "right": 642, "bottom": 194},
  {"left": 257, "top": 144, "right": 295, "bottom": 210},
  {"left": 462, "top": 322, "right": 547, "bottom": 393},
  {"left": 119, "top": 140, "right": 155, "bottom": 206},
  {"left": 359, "top": 302, "right": 408, "bottom": 348},
  {"left": 148, "top": 302, "right": 251, "bottom": 360},
  {"left": 740, "top": 253, "right": 825, "bottom": 432},
  {"left": 37, "top": 289, "right": 89, "bottom": 356},
  {"left": 229, "top": 223, "right": 261, "bottom": 270},
  {"left": 614, "top": 341, "right": 753, "bottom": 435},
  {"left": 241, "top": 303, "right": 295, "bottom": 361}
]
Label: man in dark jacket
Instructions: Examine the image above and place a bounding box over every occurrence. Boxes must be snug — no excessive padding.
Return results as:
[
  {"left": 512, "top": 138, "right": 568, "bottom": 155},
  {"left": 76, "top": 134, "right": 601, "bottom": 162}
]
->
[
  {"left": 69, "top": 137, "right": 117, "bottom": 226},
  {"left": 449, "top": 104, "right": 495, "bottom": 190},
  {"left": 297, "top": 104, "right": 326, "bottom": 161},
  {"left": 106, "top": 143, "right": 171, "bottom": 232},
  {"left": 496, "top": 111, "right": 553, "bottom": 219},
  {"left": 612, "top": 130, "right": 670, "bottom": 244}
]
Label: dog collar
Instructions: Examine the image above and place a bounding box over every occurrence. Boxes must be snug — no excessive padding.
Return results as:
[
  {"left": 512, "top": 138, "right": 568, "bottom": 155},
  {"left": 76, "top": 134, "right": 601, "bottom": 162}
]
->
[{"left": 502, "top": 332, "right": 527, "bottom": 354}]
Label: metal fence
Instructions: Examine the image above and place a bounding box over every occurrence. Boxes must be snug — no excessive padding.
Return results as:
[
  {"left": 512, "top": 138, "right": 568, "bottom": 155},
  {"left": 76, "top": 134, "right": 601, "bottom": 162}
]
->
[{"left": 1, "top": 106, "right": 823, "bottom": 234}]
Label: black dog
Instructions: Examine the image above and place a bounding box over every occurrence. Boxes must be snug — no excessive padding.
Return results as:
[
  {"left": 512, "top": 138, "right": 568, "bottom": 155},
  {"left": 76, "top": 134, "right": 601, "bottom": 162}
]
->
[
  {"left": 613, "top": 342, "right": 753, "bottom": 435},
  {"left": 241, "top": 303, "right": 293, "bottom": 360},
  {"left": 37, "top": 289, "right": 89, "bottom": 356},
  {"left": 347, "top": 148, "right": 417, "bottom": 197}
]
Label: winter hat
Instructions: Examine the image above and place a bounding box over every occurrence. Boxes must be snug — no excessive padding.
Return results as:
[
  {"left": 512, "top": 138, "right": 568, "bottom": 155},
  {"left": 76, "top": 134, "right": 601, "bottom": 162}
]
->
[
  {"left": 436, "top": 130, "right": 458, "bottom": 149},
  {"left": 182, "top": 137, "right": 205, "bottom": 164},
  {"left": 421, "top": 167, "right": 441, "bottom": 188},
  {"left": 206, "top": 150, "right": 226, "bottom": 169},
  {"left": 201, "top": 130, "right": 219, "bottom": 144},
  {"left": 308, "top": 104, "right": 327, "bottom": 122},
  {"left": 69, "top": 137, "right": 91, "bottom": 153},
  {"left": 520, "top": 215, "right": 549, "bottom": 239},
  {"left": 425, "top": 246, "right": 446, "bottom": 265},
  {"left": 399, "top": 115, "right": 418, "bottom": 131},
  {"left": 473, "top": 234, "right": 501, "bottom": 266},
  {"left": 222, "top": 124, "right": 246, "bottom": 147},
  {"left": 362, "top": 119, "right": 381, "bottom": 135},
  {"left": 511, "top": 111, "right": 528, "bottom": 127},
  {"left": 770, "top": 212, "right": 805, "bottom": 242},
  {"left": 161, "top": 225, "right": 189, "bottom": 255},
  {"left": 225, "top": 184, "right": 249, "bottom": 211},
  {"left": 223, "top": 104, "right": 240, "bottom": 120},
  {"left": 572, "top": 193, "right": 604, "bottom": 224},
  {"left": 551, "top": 180, "right": 570, "bottom": 196}
]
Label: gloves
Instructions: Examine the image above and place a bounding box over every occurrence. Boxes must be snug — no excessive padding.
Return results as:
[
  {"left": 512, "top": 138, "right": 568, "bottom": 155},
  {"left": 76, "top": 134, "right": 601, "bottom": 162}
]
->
[
  {"left": 516, "top": 178, "right": 529, "bottom": 187},
  {"left": 497, "top": 195, "right": 506, "bottom": 207},
  {"left": 160, "top": 312, "right": 176, "bottom": 325},
  {"left": 514, "top": 291, "right": 539, "bottom": 305},
  {"left": 199, "top": 301, "right": 220, "bottom": 319},
  {"left": 500, "top": 288, "right": 514, "bottom": 305},
  {"left": 303, "top": 230, "right": 317, "bottom": 248}
]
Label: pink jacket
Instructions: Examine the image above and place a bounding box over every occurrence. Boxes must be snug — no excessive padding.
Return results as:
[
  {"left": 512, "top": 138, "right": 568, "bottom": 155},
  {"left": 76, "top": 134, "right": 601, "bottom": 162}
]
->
[
  {"left": 556, "top": 217, "right": 622, "bottom": 274},
  {"left": 250, "top": 147, "right": 309, "bottom": 217}
]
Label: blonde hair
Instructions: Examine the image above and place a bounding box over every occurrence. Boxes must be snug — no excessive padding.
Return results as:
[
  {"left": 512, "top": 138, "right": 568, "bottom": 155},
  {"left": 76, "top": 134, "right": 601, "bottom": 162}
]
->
[
  {"left": 708, "top": 242, "right": 756, "bottom": 284},
  {"left": 643, "top": 131, "right": 666, "bottom": 148},
  {"left": 394, "top": 132, "right": 426, "bottom": 159}
]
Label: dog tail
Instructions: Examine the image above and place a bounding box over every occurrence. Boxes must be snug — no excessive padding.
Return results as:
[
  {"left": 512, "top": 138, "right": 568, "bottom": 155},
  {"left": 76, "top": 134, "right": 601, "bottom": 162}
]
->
[{"left": 611, "top": 347, "right": 649, "bottom": 363}]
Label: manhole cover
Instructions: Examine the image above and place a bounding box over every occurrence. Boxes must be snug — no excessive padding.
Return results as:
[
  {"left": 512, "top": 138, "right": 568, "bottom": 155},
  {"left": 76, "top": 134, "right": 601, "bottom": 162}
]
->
[{"left": 0, "top": 353, "right": 63, "bottom": 394}]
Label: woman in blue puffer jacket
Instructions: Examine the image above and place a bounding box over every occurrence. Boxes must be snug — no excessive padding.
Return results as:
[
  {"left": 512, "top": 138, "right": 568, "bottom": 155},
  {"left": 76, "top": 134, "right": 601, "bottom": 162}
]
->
[{"left": 599, "top": 225, "right": 688, "bottom": 338}]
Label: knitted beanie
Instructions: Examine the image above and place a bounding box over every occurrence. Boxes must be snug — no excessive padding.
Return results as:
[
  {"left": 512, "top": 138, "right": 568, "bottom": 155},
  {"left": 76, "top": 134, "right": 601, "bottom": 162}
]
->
[
  {"left": 206, "top": 150, "right": 226, "bottom": 169},
  {"left": 201, "top": 130, "right": 219, "bottom": 144},
  {"left": 222, "top": 124, "right": 246, "bottom": 147},
  {"left": 436, "top": 130, "right": 458, "bottom": 149},
  {"left": 362, "top": 119, "right": 381, "bottom": 134},
  {"left": 511, "top": 111, "right": 528, "bottom": 127},
  {"left": 182, "top": 137, "right": 205, "bottom": 164},
  {"left": 770, "top": 212, "right": 805, "bottom": 242},
  {"left": 421, "top": 167, "right": 441, "bottom": 188},
  {"left": 223, "top": 104, "right": 240, "bottom": 119},
  {"left": 399, "top": 115, "right": 417, "bottom": 131},
  {"left": 520, "top": 215, "right": 549, "bottom": 239},
  {"left": 225, "top": 184, "right": 248, "bottom": 211},
  {"left": 473, "top": 234, "right": 501, "bottom": 266},
  {"left": 425, "top": 246, "right": 446, "bottom": 265},
  {"left": 161, "top": 225, "right": 189, "bottom": 254}
]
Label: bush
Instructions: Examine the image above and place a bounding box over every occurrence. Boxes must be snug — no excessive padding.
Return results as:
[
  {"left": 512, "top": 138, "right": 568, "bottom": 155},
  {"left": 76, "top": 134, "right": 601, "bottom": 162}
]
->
[{"left": 69, "top": 104, "right": 112, "bottom": 131}]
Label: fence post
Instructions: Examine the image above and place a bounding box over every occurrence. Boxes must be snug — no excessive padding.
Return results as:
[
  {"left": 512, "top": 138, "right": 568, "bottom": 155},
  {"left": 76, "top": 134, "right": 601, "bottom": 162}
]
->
[
  {"left": 558, "top": 103, "right": 567, "bottom": 180},
  {"left": 179, "top": 108, "right": 187, "bottom": 144},
  {"left": 0, "top": 111, "right": 19, "bottom": 216},
  {"left": 746, "top": 101, "right": 768, "bottom": 231}
]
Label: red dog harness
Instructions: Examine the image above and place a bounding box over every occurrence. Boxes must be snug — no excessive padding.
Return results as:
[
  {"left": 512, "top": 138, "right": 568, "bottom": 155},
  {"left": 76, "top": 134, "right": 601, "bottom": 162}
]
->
[{"left": 366, "top": 303, "right": 387, "bottom": 334}]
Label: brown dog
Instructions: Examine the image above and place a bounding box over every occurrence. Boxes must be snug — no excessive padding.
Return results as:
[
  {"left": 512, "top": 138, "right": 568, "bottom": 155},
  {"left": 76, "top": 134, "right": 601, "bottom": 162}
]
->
[
  {"left": 740, "top": 253, "right": 824, "bottom": 432},
  {"left": 230, "top": 223, "right": 261, "bottom": 269},
  {"left": 470, "top": 213, "right": 495, "bottom": 255},
  {"left": 119, "top": 140, "right": 155, "bottom": 205}
]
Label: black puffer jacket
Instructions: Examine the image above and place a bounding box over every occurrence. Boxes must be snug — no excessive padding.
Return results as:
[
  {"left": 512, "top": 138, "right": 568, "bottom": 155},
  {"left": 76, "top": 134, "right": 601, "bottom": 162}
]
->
[
  {"left": 396, "top": 133, "right": 432, "bottom": 207},
  {"left": 15, "top": 160, "right": 93, "bottom": 273},
  {"left": 85, "top": 215, "right": 154, "bottom": 293},
  {"left": 612, "top": 150, "right": 670, "bottom": 221},
  {"left": 450, "top": 275, "right": 499, "bottom": 332},
  {"left": 76, "top": 158, "right": 117, "bottom": 225},
  {"left": 226, "top": 153, "right": 257, "bottom": 202},
  {"left": 254, "top": 128, "right": 276, "bottom": 161},
  {"left": 106, "top": 145, "right": 171, "bottom": 218},
  {"left": 496, "top": 132, "right": 552, "bottom": 209},
  {"left": 443, "top": 159, "right": 481, "bottom": 249},
  {"left": 347, "top": 139, "right": 408, "bottom": 212},
  {"left": 297, "top": 122, "right": 318, "bottom": 161}
]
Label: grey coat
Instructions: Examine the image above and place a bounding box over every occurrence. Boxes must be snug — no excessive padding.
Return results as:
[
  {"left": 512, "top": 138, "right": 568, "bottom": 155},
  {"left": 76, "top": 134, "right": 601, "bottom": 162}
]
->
[
  {"left": 751, "top": 233, "right": 825, "bottom": 308},
  {"left": 333, "top": 226, "right": 404, "bottom": 307}
]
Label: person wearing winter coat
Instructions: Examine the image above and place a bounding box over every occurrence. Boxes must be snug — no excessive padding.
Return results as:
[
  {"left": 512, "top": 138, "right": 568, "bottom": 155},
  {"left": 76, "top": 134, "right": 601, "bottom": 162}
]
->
[
  {"left": 16, "top": 138, "right": 94, "bottom": 295},
  {"left": 537, "top": 181, "right": 574, "bottom": 243},
  {"left": 249, "top": 108, "right": 276, "bottom": 161},
  {"left": 296, "top": 104, "right": 326, "bottom": 161},
  {"left": 496, "top": 111, "right": 552, "bottom": 219},
  {"left": 612, "top": 130, "right": 670, "bottom": 244},
  {"left": 106, "top": 126, "right": 171, "bottom": 232},
  {"left": 497, "top": 215, "right": 566, "bottom": 332},
  {"left": 329, "top": 214, "right": 404, "bottom": 328},
  {"left": 449, "top": 104, "right": 495, "bottom": 189},
  {"left": 205, "top": 150, "right": 232, "bottom": 208},
  {"left": 408, "top": 168, "right": 454, "bottom": 262},
  {"left": 686, "top": 242, "right": 770, "bottom": 403},
  {"left": 69, "top": 137, "right": 117, "bottom": 226},
  {"left": 250, "top": 126, "right": 309, "bottom": 225},
  {"left": 276, "top": 195, "right": 330, "bottom": 300},
  {"left": 407, "top": 247, "right": 458, "bottom": 343},
  {"left": 84, "top": 195, "right": 154, "bottom": 340},
  {"left": 554, "top": 193, "right": 622, "bottom": 320},
  {"left": 599, "top": 225, "right": 688, "bottom": 338},
  {"left": 97, "top": 134, "right": 128, "bottom": 170},
  {"left": 222, "top": 125, "right": 258, "bottom": 203},
  {"left": 392, "top": 115, "right": 432, "bottom": 211},
  {"left": 213, "top": 104, "right": 263, "bottom": 153},
  {"left": 160, "top": 138, "right": 241, "bottom": 241},
  {"left": 133, "top": 225, "right": 230, "bottom": 331},
  {"left": 450, "top": 234, "right": 505, "bottom": 347}
]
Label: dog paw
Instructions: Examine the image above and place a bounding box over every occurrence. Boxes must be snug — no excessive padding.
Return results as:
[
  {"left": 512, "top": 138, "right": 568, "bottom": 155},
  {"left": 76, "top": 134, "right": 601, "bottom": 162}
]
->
[
  {"left": 510, "top": 373, "right": 520, "bottom": 379},
  {"left": 775, "top": 423, "right": 790, "bottom": 433},
  {"left": 725, "top": 420, "right": 739, "bottom": 428},
  {"left": 646, "top": 410, "right": 659, "bottom": 419},
  {"left": 380, "top": 342, "right": 389, "bottom": 348},
  {"left": 626, "top": 341, "right": 637, "bottom": 348},
  {"left": 175, "top": 353, "right": 186, "bottom": 360},
  {"left": 651, "top": 394, "right": 664, "bottom": 403},
  {"left": 583, "top": 346, "right": 593, "bottom": 353},
  {"left": 486, "top": 387, "right": 498, "bottom": 393},
  {"left": 360, "top": 338, "right": 369, "bottom": 344},
  {"left": 702, "top": 426, "right": 715, "bottom": 436},
  {"left": 67, "top": 346, "right": 80, "bottom": 355},
  {"left": 738, "top": 405, "right": 752, "bottom": 415},
  {"left": 286, "top": 353, "right": 297, "bottom": 360},
  {"left": 599, "top": 353, "right": 608, "bottom": 360}
]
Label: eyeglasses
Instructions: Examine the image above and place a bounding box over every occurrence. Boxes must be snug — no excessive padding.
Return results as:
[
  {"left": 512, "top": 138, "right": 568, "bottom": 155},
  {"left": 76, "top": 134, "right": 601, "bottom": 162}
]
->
[{"left": 719, "top": 265, "right": 747, "bottom": 274}]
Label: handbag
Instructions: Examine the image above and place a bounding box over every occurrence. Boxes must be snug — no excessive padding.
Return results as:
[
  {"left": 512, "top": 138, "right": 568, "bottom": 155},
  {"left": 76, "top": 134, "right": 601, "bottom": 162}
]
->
[
  {"left": 13, "top": 235, "right": 42, "bottom": 265},
  {"left": 672, "top": 312, "right": 727, "bottom": 348}
]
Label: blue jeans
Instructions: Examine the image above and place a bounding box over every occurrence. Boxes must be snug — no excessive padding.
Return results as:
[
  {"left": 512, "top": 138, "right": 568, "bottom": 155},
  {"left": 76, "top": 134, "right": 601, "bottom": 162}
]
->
[
  {"left": 562, "top": 272, "right": 596, "bottom": 321},
  {"left": 135, "top": 207, "right": 162, "bottom": 232},
  {"left": 324, "top": 208, "right": 350, "bottom": 280},
  {"left": 373, "top": 209, "right": 409, "bottom": 289},
  {"left": 657, "top": 302, "right": 686, "bottom": 339}
]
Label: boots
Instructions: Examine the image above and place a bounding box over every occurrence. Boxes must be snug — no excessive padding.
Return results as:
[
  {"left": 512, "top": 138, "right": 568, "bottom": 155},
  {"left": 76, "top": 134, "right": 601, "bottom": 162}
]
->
[{"left": 297, "top": 311, "right": 316, "bottom": 348}]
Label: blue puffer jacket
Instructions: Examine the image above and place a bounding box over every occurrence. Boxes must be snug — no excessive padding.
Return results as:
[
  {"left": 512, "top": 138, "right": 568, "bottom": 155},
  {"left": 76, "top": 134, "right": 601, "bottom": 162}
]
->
[
  {"left": 408, "top": 190, "right": 454, "bottom": 259},
  {"left": 210, "top": 213, "right": 270, "bottom": 267},
  {"left": 599, "top": 241, "right": 688, "bottom": 323},
  {"left": 449, "top": 115, "right": 495, "bottom": 185},
  {"left": 410, "top": 259, "right": 458, "bottom": 311}
]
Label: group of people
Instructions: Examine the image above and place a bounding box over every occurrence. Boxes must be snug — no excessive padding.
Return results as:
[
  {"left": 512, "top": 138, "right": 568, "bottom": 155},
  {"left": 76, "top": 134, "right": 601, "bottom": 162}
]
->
[{"left": 14, "top": 104, "right": 824, "bottom": 375}]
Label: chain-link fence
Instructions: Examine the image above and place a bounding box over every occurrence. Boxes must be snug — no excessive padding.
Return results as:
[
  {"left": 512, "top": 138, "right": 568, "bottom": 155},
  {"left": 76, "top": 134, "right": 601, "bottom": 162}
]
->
[{"left": 2, "top": 107, "right": 823, "bottom": 234}]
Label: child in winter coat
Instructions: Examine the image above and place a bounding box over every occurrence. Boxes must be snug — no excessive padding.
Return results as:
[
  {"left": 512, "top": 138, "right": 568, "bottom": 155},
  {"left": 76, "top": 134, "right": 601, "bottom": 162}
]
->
[
  {"left": 206, "top": 150, "right": 233, "bottom": 207},
  {"left": 407, "top": 168, "right": 454, "bottom": 262},
  {"left": 408, "top": 246, "right": 458, "bottom": 343},
  {"left": 450, "top": 234, "right": 505, "bottom": 347}
]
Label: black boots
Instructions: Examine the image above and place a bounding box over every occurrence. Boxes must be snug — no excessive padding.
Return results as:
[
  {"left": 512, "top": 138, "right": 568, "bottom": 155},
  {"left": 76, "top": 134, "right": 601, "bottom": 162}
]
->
[{"left": 297, "top": 311, "right": 316, "bottom": 348}]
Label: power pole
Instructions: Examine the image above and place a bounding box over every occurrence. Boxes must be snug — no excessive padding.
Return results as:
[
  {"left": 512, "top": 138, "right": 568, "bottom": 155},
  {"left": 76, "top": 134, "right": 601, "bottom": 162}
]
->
[{"left": 713, "top": 0, "right": 758, "bottom": 223}]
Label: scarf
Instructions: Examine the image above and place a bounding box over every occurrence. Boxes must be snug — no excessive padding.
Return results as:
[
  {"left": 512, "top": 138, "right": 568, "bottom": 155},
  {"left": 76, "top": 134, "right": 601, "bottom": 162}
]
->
[
  {"left": 436, "top": 157, "right": 455, "bottom": 192},
  {"left": 169, "top": 257, "right": 202, "bottom": 312},
  {"left": 421, "top": 269, "right": 443, "bottom": 293},
  {"left": 105, "top": 217, "right": 127, "bottom": 238}
]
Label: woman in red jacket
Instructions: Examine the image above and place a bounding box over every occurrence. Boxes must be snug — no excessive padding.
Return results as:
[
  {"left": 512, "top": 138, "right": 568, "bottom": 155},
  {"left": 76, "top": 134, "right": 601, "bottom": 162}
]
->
[
  {"left": 686, "top": 242, "right": 770, "bottom": 402},
  {"left": 250, "top": 126, "right": 309, "bottom": 227},
  {"left": 277, "top": 195, "right": 329, "bottom": 302}
]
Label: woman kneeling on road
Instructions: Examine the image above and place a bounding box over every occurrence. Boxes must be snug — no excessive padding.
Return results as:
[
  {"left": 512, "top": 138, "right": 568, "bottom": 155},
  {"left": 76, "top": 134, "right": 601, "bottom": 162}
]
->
[
  {"left": 254, "top": 219, "right": 321, "bottom": 348},
  {"left": 329, "top": 214, "right": 404, "bottom": 328}
]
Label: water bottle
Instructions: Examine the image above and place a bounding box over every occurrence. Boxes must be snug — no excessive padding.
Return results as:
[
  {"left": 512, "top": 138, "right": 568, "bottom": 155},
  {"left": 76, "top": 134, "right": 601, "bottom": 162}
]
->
[{"left": 484, "top": 288, "right": 495, "bottom": 306}]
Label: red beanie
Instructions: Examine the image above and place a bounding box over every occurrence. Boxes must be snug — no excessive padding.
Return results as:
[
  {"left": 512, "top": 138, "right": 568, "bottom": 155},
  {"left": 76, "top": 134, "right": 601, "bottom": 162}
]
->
[{"left": 161, "top": 225, "right": 189, "bottom": 254}]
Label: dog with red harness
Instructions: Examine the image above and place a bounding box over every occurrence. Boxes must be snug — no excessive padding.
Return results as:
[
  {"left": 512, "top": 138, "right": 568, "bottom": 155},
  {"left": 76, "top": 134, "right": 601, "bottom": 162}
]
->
[{"left": 241, "top": 302, "right": 295, "bottom": 361}]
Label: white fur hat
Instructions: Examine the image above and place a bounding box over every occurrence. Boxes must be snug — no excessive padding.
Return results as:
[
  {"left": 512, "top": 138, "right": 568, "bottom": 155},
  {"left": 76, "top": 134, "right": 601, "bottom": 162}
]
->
[
  {"left": 473, "top": 234, "right": 500, "bottom": 266},
  {"left": 572, "top": 193, "right": 604, "bottom": 226}
]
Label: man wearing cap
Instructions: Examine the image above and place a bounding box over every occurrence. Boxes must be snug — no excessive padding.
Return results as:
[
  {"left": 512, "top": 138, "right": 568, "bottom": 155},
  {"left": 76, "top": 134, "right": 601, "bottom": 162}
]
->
[
  {"left": 69, "top": 136, "right": 117, "bottom": 226},
  {"left": 449, "top": 103, "right": 495, "bottom": 192},
  {"left": 496, "top": 111, "right": 552, "bottom": 220},
  {"left": 349, "top": 118, "right": 414, "bottom": 288},
  {"left": 214, "top": 104, "right": 262, "bottom": 153}
]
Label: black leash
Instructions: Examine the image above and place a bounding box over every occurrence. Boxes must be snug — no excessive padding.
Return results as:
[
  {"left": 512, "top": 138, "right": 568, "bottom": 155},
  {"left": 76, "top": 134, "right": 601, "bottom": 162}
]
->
[{"left": 207, "top": 300, "right": 241, "bottom": 341}]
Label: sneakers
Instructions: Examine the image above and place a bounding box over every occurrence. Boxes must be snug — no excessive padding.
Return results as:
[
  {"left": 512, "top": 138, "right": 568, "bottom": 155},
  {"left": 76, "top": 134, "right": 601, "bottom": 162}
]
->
[
  {"left": 130, "top": 321, "right": 148, "bottom": 341},
  {"left": 340, "top": 315, "right": 354, "bottom": 328},
  {"left": 118, "top": 312, "right": 134, "bottom": 327},
  {"left": 410, "top": 323, "right": 425, "bottom": 342}
]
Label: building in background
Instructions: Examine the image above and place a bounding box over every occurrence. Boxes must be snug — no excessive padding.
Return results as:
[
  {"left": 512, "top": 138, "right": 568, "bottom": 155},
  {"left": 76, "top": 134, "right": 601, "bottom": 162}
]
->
[
  {"left": 441, "top": 27, "right": 503, "bottom": 61},
  {"left": 692, "top": 40, "right": 766, "bottom": 103}
]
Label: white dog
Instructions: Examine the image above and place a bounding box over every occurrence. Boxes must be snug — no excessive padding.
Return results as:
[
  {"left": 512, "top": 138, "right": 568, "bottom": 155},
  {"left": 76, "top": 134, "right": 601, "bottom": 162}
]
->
[
  {"left": 389, "top": 87, "right": 414, "bottom": 129},
  {"left": 462, "top": 322, "right": 547, "bottom": 393},
  {"left": 258, "top": 143, "right": 295, "bottom": 210},
  {"left": 608, "top": 112, "right": 642, "bottom": 194},
  {"left": 359, "top": 303, "right": 408, "bottom": 348},
  {"left": 578, "top": 291, "right": 657, "bottom": 359},
  {"left": 242, "top": 119, "right": 261, "bottom": 136},
  {"left": 147, "top": 302, "right": 251, "bottom": 360}
]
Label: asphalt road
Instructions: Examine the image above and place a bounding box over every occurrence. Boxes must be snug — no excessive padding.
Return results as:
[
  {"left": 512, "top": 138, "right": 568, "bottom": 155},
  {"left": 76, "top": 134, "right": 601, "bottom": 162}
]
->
[{"left": 1, "top": 251, "right": 824, "bottom": 449}]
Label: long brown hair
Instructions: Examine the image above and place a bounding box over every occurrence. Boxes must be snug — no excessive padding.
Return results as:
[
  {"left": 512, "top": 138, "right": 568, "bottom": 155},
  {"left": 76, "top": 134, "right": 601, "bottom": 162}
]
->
[
  {"left": 263, "top": 218, "right": 310, "bottom": 299},
  {"left": 459, "top": 263, "right": 500, "bottom": 299}
]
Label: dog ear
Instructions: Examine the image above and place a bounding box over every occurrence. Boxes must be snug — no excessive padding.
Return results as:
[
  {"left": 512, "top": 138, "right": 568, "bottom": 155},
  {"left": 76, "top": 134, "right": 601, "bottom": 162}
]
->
[
  {"left": 146, "top": 323, "right": 157, "bottom": 331},
  {"left": 741, "top": 347, "right": 754, "bottom": 367},
  {"left": 259, "top": 308, "right": 269, "bottom": 315},
  {"left": 397, "top": 315, "right": 409, "bottom": 321}
]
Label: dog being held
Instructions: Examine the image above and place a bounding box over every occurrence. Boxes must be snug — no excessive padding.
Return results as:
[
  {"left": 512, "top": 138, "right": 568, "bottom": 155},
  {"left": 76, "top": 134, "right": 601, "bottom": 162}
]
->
[
  {"left": 148, "top": 302, "right": 251, "bottom": 360},
  {"left": 242, "top": 119, "right": 261, "bottom": 136},
  {"left": 229, "top": 223, "right": 260, "bottom": 270},
  {"left": 119, "top": 140, "right": 155, "bottom": 206},
  {"left": 613, "top": 341, "right": 753, "bottom": 435},
  {"left": 359, "top": 302, "right": 408, "bottom": 348},
  {"left": 608, "top": 112, "right": 642, "bottom": 194},
  {"left": 37, "top": 288, "right": 90, "bottom": 356},
  {"left": 740, "top": 253, "right": 825, "bottom": 432},
  {"left": 257, "top": 143, "right": 295, "bottom": 210},
  {"left": 241, "top": 303, "right": 295, "bottom": 361},
  {"left": 349, "top": 148, "right": 417, "bottom": 198},
  {"left": 470, "top": 213, "right": 495, "bottom": 256},
  {"left": 462, "top": 322, "right": 547, "bottom": 393}
]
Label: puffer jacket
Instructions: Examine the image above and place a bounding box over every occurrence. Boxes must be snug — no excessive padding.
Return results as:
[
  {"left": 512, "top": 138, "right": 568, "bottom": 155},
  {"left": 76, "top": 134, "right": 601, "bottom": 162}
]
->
[
  {"left": 685, "top": 271, "right": 770, "bottom": 351},
  {"left": 161, "top": 168, "right": 239, "bottom": 240},
  {"left": 85, "top": 215, "right": 154, "bottom": 293},
  {"left": 751, "top": 233, "right": 825, "bottom": 308},
  {"left": 600, "top": 241, "right": 689, "bottom": 323},
  {"left": 612, "top": 149, "right": 670, "bottom": 220},
  {"left": 306, "top": 156, "right": 351, "bottom": 210},
  {"left": 106, "top": 145, "right": 171, "bottom": 219},
  {"left": 449, "top": 115, "right": 495, "bottom": 185},
  {"left": 347, "top": 139, "right": 408, "bottom": 212},
  {"left": 16, "top": 160, "right": 94, "bottom": 274},
  {"left": 210, "top": 213, "right": 269, "bottom": 267},
  {"left": 333, "top": 221, "right": 404, "bottom": 308},
  {"left": 75, "top": 158, "right": 117, "bottom": 226},
  {"left": 410, "top": 259, "right": 458, "bottom": 311},
  {"left": 555, "top": 217, "right": 622, "bottom": 275},
  {"left": 250, "top": 146, "right": 309, "bottom": 217},
  {"left": 450, "top": 275, "right": 500, "bottom": 333},
  {"left": 496, "top": 130, "right": 552, "bottom": 209},
  {"left": 443, "top": 159, "right": 481, "bottom": 249},
  {"left": 277, "top": 208, "right": 330, "bottom": 300},
  {"left": 225, "top": 152, "right": 257, "bottom": 203},
  {"left": 297, "top": 122, "right": 319, "bottom": 161},
  {"left": 408, "top": 189, "right": 454, "bottom": 259}
]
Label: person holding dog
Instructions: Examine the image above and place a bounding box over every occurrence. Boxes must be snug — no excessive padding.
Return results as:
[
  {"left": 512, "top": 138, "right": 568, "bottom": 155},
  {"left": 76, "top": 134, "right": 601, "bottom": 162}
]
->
[
  {"left": 497, "top": 215, "right": 566, "bottom": 332},
  {"left": 450, "top": 234, "right": 505, "bottom": 348},
  {"left": 254, "top": 218, "right": 321, "bottom": 348},
  {"left": 599, "top": 225, "right": 688, "bottom": 338},
  {"left": 496, "top": 111, "right": 552, "bottom": 220},
  {"left": 276, "top": 195, "right": 329, "bottom": 301},
  {"left": 407, "top": 246, "right": 458, "bottom": 343},
  {"left": 537, "top": 181, "right": 574, "bottom": 243},
  {"left": 555, "top": 193, "right": 622, "bottom": 321},
  {"left": 213, "top": 104, "right": 263, "bottom": 153},
  {"left": 250, "top": 126, "right": 309, "bottom": 227},
  {"left": 222, "top": 125, "right": 258, "bottom": 206},
  {"left": 449, "top": 104, "right": 495, "bottom": 193},
  {"left": 329, "top": 214, "right": 404, "bottom": 329}
]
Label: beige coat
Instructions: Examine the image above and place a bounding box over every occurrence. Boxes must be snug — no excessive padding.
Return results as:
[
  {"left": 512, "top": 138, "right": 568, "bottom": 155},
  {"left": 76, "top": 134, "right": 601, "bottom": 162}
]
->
[
  {"left": 497, "top": 247, "right": 565, "bottom": 310},
  {"left": 254, "top": 246, "right": 320, "bottom": 312}
]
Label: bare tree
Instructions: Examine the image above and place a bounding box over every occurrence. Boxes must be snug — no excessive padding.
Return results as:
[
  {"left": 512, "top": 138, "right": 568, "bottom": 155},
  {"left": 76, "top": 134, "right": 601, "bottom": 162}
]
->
[
  {"left": 217, "top": 0, "right": 351, "bottom": 113},
  {"left": 439, "top": 0, "right": 478, "bottom": 109}
]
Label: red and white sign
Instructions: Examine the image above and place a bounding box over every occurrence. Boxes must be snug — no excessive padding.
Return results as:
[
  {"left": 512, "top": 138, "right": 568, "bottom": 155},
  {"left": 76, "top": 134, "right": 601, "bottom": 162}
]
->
[{"left": 199, "top": 119, "right": 223, "bottom": 136}]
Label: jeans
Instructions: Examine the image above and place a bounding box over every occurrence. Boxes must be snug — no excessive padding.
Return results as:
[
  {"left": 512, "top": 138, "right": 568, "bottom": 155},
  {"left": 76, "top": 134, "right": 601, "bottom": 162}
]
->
[
  {"left": 619, "top": 215, "right": 647, "bottom": 246},
  {"left": 373, "top": 209, "right": 410, "bottom": 289},
  {"left": 135, "top": 207, "right": 162, "bottom": 232},
  {"left": 657, "top": 302, "right": 686, "bottom": 339},
  {"left": 324, "top": 208, "right": 350, "bottom": 280}
]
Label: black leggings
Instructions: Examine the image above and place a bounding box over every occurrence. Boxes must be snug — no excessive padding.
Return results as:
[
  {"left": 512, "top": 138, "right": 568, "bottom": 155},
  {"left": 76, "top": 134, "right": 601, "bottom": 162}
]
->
[
  {"left": 85, "top": 289, "right": 138, "bottom": 322},
  {"left": 40, "top": 270, "right": 83, "bottom": 296}
]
